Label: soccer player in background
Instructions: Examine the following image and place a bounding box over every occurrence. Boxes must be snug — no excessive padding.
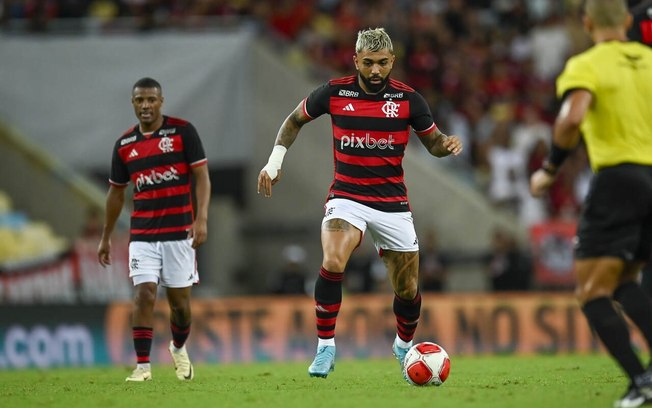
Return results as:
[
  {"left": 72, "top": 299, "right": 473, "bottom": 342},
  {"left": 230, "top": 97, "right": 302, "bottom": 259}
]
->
[
  {"left": 98, "top": 77, "right": 211, "bottom": 382},
  {"left": 257, "top": 28, "right": 463, "bottom": 379},
  {"left": 529, "top": 1, "right": 652, "bottom": 406}
]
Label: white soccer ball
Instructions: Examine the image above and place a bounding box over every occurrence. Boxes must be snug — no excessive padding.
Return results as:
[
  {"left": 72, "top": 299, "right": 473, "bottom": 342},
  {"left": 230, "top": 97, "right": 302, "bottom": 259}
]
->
[{"left": 402, "top": 341, "right": 451, "bottom": 386}]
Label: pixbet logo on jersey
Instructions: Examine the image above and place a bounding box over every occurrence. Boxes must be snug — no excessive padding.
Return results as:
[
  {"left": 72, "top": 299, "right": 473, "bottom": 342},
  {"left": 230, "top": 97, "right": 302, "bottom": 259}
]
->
[
  {"left": 340, "top": 133, "right": 395, "bottom": 150},
  {"left": 136, "top": 166, "right": 180, "bottom": 191}
]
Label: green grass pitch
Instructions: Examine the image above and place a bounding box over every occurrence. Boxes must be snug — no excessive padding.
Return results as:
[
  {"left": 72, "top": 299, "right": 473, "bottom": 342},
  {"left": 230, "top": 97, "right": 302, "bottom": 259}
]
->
[{"left": 0, "top": 354, "right": 627, "bottom": 408}]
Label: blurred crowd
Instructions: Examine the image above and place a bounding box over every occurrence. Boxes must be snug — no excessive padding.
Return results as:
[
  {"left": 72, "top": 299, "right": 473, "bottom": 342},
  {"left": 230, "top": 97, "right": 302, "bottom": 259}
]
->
[
  {"left": 3, "top": 0, "right": 608, "bottom": 292},
  {"left": 1, "top": 0, "right": 596, "bottom": 228},
  {"left": 271, "top": 224, "right": 534, "bottom": 295}
]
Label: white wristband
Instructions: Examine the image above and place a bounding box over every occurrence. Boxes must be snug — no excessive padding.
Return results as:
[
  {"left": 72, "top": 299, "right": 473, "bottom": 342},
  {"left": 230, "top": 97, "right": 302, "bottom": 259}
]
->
[{"left": 262, "top": 145, "right": 287, "bottom": 180}]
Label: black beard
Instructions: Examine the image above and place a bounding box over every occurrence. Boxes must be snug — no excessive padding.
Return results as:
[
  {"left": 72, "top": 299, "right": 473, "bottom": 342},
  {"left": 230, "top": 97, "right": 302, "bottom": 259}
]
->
[{"left": 359, "top": 73, "right": 389, "bottom": 94}]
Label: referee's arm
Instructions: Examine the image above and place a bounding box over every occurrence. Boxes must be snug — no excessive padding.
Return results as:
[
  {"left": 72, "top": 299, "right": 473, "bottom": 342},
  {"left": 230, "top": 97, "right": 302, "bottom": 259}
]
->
[{"left": 529, "top": 89, "right": 592, "bottom": 197}]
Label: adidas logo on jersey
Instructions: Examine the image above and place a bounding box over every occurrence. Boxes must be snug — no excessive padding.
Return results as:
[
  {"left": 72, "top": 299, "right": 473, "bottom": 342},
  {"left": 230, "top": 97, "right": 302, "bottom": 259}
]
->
[
  {"left": 342, "top": 103, "right": 355, "bottom": 111},
  {"left": 129, "top": 149, "right": 139, "bottom": 158}
]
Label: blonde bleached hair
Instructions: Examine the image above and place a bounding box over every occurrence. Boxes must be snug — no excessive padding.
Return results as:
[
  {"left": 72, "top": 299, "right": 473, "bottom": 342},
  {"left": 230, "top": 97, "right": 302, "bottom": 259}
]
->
[
  {"left": 355, "top": 27, "right": 393, "bottom": 54},
  {"left": 584, "top": 0, "right": 629, "bottom": 28}
]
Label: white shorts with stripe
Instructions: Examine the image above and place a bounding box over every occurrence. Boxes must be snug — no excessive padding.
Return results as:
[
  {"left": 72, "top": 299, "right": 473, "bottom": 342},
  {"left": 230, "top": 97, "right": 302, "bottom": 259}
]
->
[
  {"left": 322, "top": 198, "right": 419, "bottom": 252},
  {"left": 128, "top": 238, "right": 198, "bottom": 288}
]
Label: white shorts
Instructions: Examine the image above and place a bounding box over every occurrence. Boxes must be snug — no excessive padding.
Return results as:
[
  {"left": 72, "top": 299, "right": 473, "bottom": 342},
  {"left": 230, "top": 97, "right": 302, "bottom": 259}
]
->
[
  {"left": 128, "top": 239, "right": 198, "bottom": 288},
  {"left": 322, "top": 198, "right": 419, "bottom": 252}
]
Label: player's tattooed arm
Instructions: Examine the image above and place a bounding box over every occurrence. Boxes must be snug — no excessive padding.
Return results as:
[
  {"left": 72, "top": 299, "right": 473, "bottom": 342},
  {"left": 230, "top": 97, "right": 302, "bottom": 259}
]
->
[
  {"left": 275, "top": 102, "right": 312, "bottom": 148},
  {"left": 422, "top": 128, "right": 463, "bottom": 158}
]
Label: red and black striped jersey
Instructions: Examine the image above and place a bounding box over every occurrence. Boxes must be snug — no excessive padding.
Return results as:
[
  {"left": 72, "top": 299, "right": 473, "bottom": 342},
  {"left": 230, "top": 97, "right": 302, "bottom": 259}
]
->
[
  {"left": 109, "top": 115, "right": 208, "bottom": 242},
  {"left": 303, "top": 75, "right": 437, "bottom": 212}
]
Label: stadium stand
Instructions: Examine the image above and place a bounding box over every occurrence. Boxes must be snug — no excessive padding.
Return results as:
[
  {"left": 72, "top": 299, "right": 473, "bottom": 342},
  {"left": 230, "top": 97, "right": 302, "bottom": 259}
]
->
[
  {"left": 0, "top": 0, "right": 594, "bottom": 227},
  {"left": 5, "top": 0, "right": 637, "bottom": 295},
  {"left": 0, "top": 190, "right": 68, "bottom": 271}
]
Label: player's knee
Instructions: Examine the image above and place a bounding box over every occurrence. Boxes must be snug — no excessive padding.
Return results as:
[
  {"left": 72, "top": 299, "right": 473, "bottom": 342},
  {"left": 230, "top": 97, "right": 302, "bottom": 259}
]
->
[
  {"left": 169, "top": 305, "right": 191, "bottom": 323},
  {"left": 395, "top": 284, "right": 418, "bottom": 300},
  {"left": 134, "top": 285, "right": 156, "bottom": 307},
  {"left": 322, "top": 256, "right": 348, "bottom": 272}
]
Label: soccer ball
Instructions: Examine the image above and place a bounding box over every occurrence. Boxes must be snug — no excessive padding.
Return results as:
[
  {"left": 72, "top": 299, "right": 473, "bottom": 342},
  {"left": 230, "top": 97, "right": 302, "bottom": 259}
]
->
[{"left": 403, "top": 342, "right": 451, "bottom": 386}]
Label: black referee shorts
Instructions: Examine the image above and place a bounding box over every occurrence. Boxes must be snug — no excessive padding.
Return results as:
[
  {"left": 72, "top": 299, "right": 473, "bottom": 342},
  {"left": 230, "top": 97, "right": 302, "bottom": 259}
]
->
[{"left": 575, "top": 163, "right": 652, "bottom": 261}]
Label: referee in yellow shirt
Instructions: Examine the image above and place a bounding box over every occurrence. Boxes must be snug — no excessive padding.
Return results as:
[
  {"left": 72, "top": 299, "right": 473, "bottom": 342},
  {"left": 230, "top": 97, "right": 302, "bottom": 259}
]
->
[{"left": 530, "top": 1, "right": 652, "bottom": 407}]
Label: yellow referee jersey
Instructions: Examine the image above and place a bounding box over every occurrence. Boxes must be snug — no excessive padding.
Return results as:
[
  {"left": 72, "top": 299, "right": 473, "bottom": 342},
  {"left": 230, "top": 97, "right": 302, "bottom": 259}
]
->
[{"left": 556, "top": 41, "right": 652, "bottom": 171}]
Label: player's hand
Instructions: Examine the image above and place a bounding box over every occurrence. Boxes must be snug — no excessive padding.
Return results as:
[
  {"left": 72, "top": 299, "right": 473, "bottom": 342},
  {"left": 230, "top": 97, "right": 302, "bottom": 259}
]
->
[
  {"left": 529, "top": 168, "right": 556, "bottom": 197},
  {"left": 257, "top": 169, "right": 281, "bottom": 198},
  {"left": 97, "top": 239, "right": 112, "bottom": 267},
  {"left": 442, "top": 135, "right": 463, "bottom": 156},
  {"left": 188, "top": 218, "right": 208, "bottom": 248}
]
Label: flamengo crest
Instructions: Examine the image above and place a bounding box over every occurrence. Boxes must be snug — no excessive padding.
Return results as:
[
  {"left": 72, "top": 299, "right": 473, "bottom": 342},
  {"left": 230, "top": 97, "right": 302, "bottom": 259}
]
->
[
  {"left": 158, "top": 136, "right": 174, "bottom": 153},
  {"left": 382, "top": 101, "right": 400, "bottom": 117}
]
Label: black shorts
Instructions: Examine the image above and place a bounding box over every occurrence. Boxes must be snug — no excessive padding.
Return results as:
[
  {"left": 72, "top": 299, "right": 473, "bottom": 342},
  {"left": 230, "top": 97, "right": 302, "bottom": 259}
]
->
[{"left": 575, "top": 164, "right": 652, "bottom": 261}]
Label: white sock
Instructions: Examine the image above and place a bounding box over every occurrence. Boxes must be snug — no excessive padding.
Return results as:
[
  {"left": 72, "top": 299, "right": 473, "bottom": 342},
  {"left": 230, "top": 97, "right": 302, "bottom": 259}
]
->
[
  {"left": 171, "top": 344, "right": 185, "bottom": 353},
  {"left": 136, "top": 363, "right": 151, "bottom": 370},
  {"left": 395, "top": 335, "right": 412, "bottom": 349},
  {"left": 317, "top": 338, "right": 335, "bottom": 347}
]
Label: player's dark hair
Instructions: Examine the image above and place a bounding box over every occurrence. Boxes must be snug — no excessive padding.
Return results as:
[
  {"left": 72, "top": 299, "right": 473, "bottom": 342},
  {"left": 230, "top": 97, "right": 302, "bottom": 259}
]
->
[{"left": 132, "top": 77, "right": 162, "bottom": 92}]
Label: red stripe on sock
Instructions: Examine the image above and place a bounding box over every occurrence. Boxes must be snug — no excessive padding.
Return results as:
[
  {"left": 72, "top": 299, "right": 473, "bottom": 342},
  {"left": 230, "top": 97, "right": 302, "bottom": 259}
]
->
[
  {"left": 319, "top": 267, "right": 343, "bottom": 282},
  {"left": 317, "top": 329, "right": 336, "bottom": 338},
  {"left": 315, "top": 302, "right": 341, "bottom": 313}
]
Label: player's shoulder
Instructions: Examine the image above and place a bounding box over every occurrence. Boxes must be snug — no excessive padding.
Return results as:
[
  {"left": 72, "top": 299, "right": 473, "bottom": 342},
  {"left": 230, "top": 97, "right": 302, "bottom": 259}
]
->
[
  {"left": 161, "top": 116, "right": 197, "bottom": 137},
  {"left": 164, "top": 115, "right": 192, "bottom": 127},
  {"left": 116, "top": 125, "right": 138, "bottom": 146},
  {"left": 387, "top": 78, "right": 416, "bottom": 93},
  {"left": 329, "top": 75, "right": 357, "bottom": 87},
  {"left": 316, "top": 75, "right": 359, "bottom": 98},
  {"left": 120, "top": 124, "right": 137, "bottom": 137}
]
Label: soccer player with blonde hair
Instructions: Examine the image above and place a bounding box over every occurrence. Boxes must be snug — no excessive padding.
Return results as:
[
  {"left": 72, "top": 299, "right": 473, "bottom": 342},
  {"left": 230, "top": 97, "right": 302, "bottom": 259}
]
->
[{"left": 258, "top": 27, "right": 463, "bottom": 379}]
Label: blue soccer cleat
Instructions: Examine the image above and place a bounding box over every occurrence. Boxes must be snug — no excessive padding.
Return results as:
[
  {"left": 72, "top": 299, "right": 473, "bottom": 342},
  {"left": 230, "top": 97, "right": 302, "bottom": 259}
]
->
[
  {"left": 308, "top": 345, "right": 336, "bottom": 378},
  {"left": 392, "top": 339, "right": 411, "bottom": 369}
]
